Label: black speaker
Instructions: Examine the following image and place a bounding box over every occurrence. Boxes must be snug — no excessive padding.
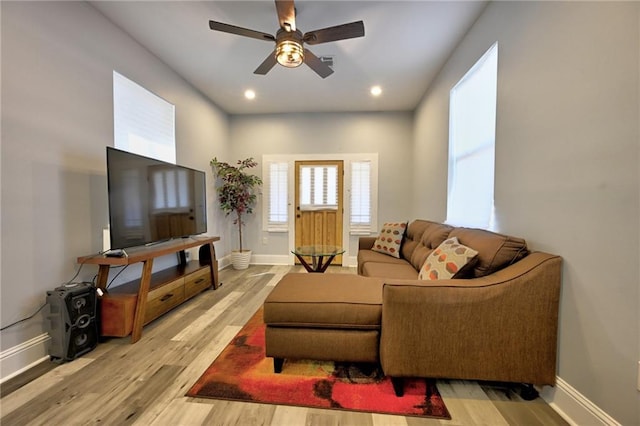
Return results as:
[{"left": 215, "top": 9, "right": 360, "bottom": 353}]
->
[{"left": 45, "top": 283, "right": 98, "bottom": 363}]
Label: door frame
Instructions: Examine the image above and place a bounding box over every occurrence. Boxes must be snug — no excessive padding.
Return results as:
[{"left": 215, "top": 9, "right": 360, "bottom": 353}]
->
[{"left": 262, "top": 153, "right": 379, "bottom": 267}]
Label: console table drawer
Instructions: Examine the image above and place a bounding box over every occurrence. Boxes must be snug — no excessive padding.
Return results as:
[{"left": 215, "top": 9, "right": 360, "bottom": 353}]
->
[
  {"left": 184, "top": 268, "right": 211, "bottom": 299},
  {"left": 144, "top": 278, "right": 185, "bottom": 324}
]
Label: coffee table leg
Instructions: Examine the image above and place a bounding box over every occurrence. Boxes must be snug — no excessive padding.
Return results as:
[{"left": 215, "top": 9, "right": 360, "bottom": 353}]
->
[
  {"left": 295, "top": 254, "right": 314, "bottom": 273},
  {"left": 294, "top": 253, "right": 337, "bottom": 273},
  {"left": 318, "top": 255, "right": 336, "bottom": 272}
]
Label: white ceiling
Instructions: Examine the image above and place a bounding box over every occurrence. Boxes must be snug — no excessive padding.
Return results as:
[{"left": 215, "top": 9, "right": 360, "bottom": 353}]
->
[{"left": 91, "top": 1, "right": 487, "bottom": 115}]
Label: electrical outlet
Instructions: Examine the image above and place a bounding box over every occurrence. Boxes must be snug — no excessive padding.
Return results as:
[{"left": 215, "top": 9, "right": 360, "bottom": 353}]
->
[{"left": 262, "top": 236, "right": 268, "bottom": 245}]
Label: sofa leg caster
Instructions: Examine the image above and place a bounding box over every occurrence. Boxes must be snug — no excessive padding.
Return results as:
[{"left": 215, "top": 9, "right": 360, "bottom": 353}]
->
[
  {"left": 274, "top": 358, "right": 284, "bottom": 373},
  {"left": 520, "top": 383, "right": 539, "bottom": 401},
  {"left": 391, "top": 377, "right": 404, "bottom": 397}
]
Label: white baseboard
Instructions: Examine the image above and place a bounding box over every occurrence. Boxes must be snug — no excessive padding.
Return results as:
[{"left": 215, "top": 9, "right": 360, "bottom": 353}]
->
[
  {"left": 541, "top": 376, "right": 620, "bottom": 426},
  {"left": 251, "top": 254, "right": 358, "bottom": 268},
  {"left": 218, "top": 254, "right": 291, "bottom": 268},
  {"left": 217, "top": 254, "right": 232, "bottom": 270},
  {"left": 220, "top": 254, "right": 358, "bottom": 268},
  {"left": 251, "top": 254, "right": 290, "bottom": 265},
  {"left": 0, "top": 333, "right": 50, "bottom": 384}
]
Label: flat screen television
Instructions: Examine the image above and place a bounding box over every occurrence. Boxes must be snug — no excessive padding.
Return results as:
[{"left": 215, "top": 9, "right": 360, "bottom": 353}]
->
[{"left": 106, "top": 147, "right": 207, "bottom": 250}]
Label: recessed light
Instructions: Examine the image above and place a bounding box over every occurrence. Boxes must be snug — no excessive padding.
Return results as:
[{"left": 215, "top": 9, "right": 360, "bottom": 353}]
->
[
  {"left": 244, "top": 89, "right": 256, "bottom": 100},
  {"left": 370, "top": 85, "right": 382, "bottom": 97}
]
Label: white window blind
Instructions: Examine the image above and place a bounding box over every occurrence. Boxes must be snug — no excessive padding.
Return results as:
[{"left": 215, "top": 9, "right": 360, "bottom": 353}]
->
[
  {"left": 113, "top": 71, "right": 176, "bottom": 163},
  {"left": 267, "top": 162, "right": 288, "bottom": 231},
  {"left": 447, "top": 43, "right": 498, "bottom": 229},
  {"left": 299, "top": 165, "right": 338, "bottom": 211},
  {"left": 350, "top": 160, "right": 372, "bottom": 232}
]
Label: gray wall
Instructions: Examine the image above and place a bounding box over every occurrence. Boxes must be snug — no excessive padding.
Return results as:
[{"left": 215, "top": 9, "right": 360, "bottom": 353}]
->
[
  {"left": 0, "top": 1, "right": 229, "bottom": 359},
  {"left": 227, "top": 112, "right": 414, "bottom": 260},
  {"left": 413, "top": 2, "right": 639, "bottom": 424}
]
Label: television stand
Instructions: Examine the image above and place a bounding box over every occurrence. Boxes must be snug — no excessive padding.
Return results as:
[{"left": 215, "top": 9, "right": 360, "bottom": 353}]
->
[{"left": 77, "top": 236, "right": 220, "bottom": 343}]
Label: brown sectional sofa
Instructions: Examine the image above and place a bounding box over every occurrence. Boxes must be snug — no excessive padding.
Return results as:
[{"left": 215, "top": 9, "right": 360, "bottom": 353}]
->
[
  {"left": 358, "top": 219, "right": 530, "bottom": 279},
  {"left": 264, "top": 219, "right": 561, "bottom": 398}
]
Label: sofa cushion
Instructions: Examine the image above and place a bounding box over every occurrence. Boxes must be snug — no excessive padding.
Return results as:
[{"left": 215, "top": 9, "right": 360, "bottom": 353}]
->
[
  {"left": 400, "top": 220, "right": 452, "bottom": 265},
  {"left": 358, "top": 249, "right": 409, "bottom": 268},
  {"left": 362, "top": 262, "right": 419, "bottom": 280},
  {"left": 448, "top": 227, "right": 529, "bottom": 278},
  {"left": 371, "top": 222, "right": 407, "bottom": 258},
  {"left": 399, "top": 220, "right": 430, "bottom": 262},
  {"left": 408, "top": 221, "right": 454, "bottom": 271},
  {"left": 418, "top": 237, "right": 478, "bottom": 280},
  {"left": 263, "top": 273, "right": 384, "bottom": 330}
]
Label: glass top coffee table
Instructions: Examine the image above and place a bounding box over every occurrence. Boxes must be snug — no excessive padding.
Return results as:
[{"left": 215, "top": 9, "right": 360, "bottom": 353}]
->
[{"left": 291, "top": 245, "right": 345, "bottom": 273}]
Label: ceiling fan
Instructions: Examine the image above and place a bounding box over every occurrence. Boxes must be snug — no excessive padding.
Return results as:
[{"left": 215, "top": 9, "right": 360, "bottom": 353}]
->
[{"left": 209, "top": 0, "right": 365, "bottom": 78}]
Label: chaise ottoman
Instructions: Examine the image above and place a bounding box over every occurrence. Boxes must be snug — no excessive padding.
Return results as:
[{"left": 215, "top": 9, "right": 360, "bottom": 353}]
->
[{"left": 263, "top": 272, "right": 384, "bottom": 373}]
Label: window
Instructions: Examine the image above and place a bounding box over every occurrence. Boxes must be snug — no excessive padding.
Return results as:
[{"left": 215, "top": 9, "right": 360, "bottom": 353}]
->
[
  {"left": 447, "top": 43, "right": 498, "bottom": 229},
  {"left": 299, "top": 165, "right": 338, "bottom": 211},
  {"left": 113, "top": 71, "right": 176, "bottom": 163},
  {"left": 350, "top": 160, "right": 372, "bottom": 233},
  {"left": 266, "top": 162, "right": 288, "bottom": 231}
]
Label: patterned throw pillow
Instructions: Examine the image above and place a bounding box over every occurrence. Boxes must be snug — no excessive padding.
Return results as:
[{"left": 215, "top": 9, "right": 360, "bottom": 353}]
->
[
  {"left": 371, "top": 222, "right": 407, "bottom": 258},
  {"left": 418, "top": 237, "right": 478, "bottom": 280}
]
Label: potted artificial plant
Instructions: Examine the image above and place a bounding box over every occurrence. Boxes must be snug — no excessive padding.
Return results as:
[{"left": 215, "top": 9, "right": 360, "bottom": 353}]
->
[{"left": 210, "top": 157, "right": 262, "bottom": 270}]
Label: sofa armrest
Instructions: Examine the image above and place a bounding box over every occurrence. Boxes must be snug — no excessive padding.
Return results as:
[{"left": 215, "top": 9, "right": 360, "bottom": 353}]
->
[
  {"left": 380, "top": 251, "right": 562, "bottom": 386},
  {"left": 359, "top": 236, "right": 377, "bottom": 250}
]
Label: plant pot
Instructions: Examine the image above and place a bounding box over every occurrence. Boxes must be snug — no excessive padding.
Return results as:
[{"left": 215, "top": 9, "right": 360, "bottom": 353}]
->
[{"left": 231, "top": 250, "right": 252, "bottom": 270}]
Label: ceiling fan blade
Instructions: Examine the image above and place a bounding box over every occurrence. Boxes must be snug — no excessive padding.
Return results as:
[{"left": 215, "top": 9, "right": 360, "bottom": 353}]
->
[
  {"left": 209, "top": 21, "right": 275, "bottom": 42},
  {"left": 254, "top": 51, "right": 278, "bottom": 75},
  {"left": 303, "top": 21, "right": 365, "bottom": 45},
  {"left": 304, "top": 49, "right": 334, "bottom": 79},
  {"left": 275, "top": 0, "right": 296, "bottom": 31}
]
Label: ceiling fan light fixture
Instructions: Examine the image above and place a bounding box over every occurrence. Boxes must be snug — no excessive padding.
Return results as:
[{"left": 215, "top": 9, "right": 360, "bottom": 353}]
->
[
  {"left": 276, "top": 40, "right": 304, "bottom": 68},
  {"left": 209, "top": 1, "right": 365, "bottom": 78}
]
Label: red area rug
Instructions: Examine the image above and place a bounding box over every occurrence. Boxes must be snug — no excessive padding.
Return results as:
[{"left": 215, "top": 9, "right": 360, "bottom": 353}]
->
[{"left": 187, "top": 309, "right": 451, "bottom": 419}]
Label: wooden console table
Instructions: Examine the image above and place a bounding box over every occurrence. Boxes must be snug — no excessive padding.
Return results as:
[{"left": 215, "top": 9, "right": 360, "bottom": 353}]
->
[{"left": 77, "top": 236, "right": 220, "bottom": 343}]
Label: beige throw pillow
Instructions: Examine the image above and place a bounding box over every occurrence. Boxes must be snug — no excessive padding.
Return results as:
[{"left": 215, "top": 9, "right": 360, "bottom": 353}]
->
[
  {"left": 418, "top": 237, "right": 478, "bottom": 280},
  {"left": 371, "top": 222, "right": 407, "bottom": 258}
]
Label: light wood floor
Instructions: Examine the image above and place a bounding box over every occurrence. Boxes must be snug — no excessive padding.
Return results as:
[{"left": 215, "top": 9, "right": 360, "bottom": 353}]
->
[{"left": 1, "top": 265, "right": 569, "bottom": 426}]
